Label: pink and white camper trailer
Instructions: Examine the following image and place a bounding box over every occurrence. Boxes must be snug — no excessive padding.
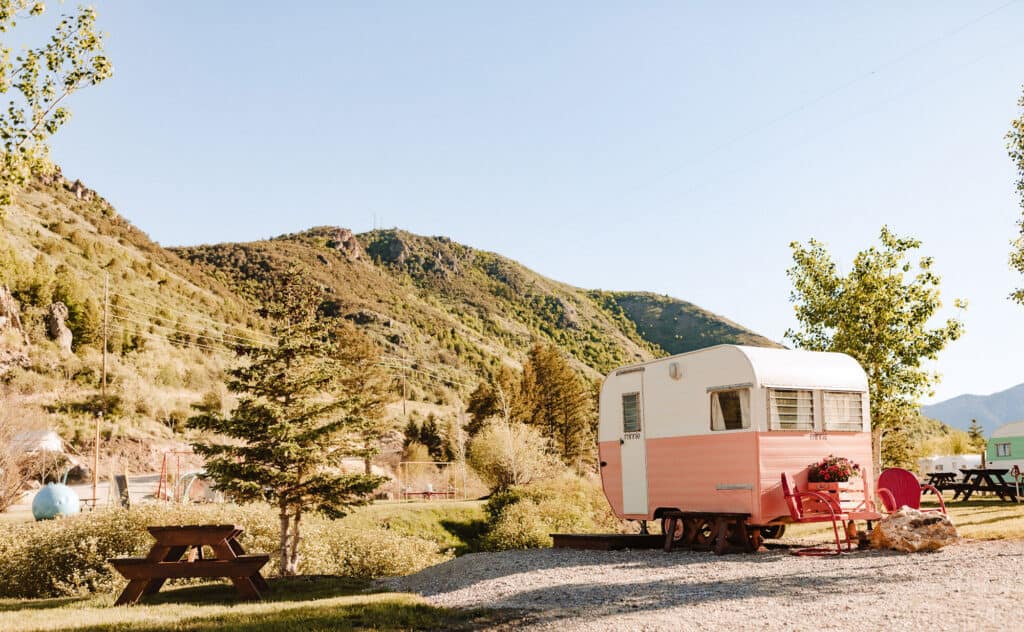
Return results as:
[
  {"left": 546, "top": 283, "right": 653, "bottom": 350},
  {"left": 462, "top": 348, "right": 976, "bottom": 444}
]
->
[{"left": 598, "top": 345, "right": 875, "bottom": 532}]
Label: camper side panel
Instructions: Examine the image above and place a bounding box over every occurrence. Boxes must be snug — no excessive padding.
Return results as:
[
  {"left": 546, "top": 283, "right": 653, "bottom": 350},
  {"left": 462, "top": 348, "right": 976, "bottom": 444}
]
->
[
  {"left": 645, "top": 432, "right": 759, "bottom": 517},
  {"left": 598, "top": 440, "right": 624, "bottom": 516}
]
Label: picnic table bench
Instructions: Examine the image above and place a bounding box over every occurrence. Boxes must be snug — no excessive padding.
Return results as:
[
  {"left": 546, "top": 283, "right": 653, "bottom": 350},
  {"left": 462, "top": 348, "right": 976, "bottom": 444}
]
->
[
  {"left": 109, "top": 524, "right": 269, "bottom": 606},
  {"left": 924, "top": 472, "right": 959, "bottom": 492},
  {"left": 953, "top": 468, "right": 1017, "bottom": 503}
]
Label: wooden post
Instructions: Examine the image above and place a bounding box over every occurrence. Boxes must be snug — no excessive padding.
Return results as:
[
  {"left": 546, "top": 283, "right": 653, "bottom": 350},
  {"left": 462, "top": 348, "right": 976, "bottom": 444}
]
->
[{"left": 401, "top": 354, "right": 407, "bottom": 415}]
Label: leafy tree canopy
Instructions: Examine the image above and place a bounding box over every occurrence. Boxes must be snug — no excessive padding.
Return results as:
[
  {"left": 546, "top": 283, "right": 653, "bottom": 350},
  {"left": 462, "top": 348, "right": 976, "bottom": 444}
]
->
[
  {"left": 0, "top": 1, "right": 112, "bottom": 209},
  {"left": 1008, "top": 86, "right": 1024, "bottom": 305},
  {"left": 786, "top": 226, "right": 965, "bottom": 433}
]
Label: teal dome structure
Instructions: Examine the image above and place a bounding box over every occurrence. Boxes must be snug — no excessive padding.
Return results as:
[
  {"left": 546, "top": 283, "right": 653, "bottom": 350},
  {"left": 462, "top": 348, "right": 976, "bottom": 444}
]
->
[{"left": 32, "top": 482, "right": 80, "bottom": 520}]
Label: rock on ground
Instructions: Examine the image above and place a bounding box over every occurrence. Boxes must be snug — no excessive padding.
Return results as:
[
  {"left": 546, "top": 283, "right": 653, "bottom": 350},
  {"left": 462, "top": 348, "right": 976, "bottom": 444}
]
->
[
  {"left": 870, "top": 506, "right": 959, "bottom": 552},
  {"left": 380, "top": 540, "right": 1024, "bottom": 631}
]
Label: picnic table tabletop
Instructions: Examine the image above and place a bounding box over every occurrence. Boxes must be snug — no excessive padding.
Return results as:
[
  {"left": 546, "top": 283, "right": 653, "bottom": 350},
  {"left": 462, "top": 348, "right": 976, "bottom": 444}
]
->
[
  {"left": 954, "top": 468, "right": 1017, "bottom": 503},
  {"left": 109, "top": 524, "right": 269, "bottom": 606}
]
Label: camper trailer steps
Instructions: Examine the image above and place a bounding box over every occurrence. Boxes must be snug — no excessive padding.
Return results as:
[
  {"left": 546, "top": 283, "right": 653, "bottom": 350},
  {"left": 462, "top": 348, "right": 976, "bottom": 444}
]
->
[
  {"left": 660, "top": 511, "right": 757, "bottom": 555},
  {"left": 550, "top": 534, "right": 665, "bottom": 551}
]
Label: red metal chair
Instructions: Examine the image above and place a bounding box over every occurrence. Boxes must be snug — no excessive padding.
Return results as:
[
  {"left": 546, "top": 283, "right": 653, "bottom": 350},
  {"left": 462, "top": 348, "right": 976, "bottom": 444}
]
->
[
  {"left": 780, "top": 472, "right": 853, "bottom": 556},
  {"left": 877, "top": 467, "right": 947, "bottom": 514}
]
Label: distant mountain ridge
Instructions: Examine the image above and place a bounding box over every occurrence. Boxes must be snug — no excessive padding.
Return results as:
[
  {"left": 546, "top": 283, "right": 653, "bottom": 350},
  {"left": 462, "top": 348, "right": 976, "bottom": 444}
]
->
[{"left": 921, "top": 383, "right": 1024, "bottom": 436}]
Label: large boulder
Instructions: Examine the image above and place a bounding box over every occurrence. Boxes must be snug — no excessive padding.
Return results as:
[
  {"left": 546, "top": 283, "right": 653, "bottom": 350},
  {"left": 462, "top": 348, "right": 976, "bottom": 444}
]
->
[
  {"left": 0, "top": 286, "right": 30, "bottom": 376},
  {"left": 45, "top": 302, "right": 73, "bottom": 353},
  {"left": 869, "top": 507, "right": 959, "bottom": 552}
]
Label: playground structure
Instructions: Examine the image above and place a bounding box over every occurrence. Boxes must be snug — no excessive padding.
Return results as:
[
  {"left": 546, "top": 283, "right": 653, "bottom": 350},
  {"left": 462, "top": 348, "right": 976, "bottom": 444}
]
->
[
  {"left": 154, "top": 450, "right": 216, "bottom": 504},
  {"left": 396, "top": 460, "right": 467, "bottom": 501}
]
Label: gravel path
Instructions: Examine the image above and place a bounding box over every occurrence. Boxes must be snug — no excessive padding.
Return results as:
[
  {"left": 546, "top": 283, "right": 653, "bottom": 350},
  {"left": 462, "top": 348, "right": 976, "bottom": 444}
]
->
[{"left": 381, "top": 540, "right": 1024, "bottom": 631}]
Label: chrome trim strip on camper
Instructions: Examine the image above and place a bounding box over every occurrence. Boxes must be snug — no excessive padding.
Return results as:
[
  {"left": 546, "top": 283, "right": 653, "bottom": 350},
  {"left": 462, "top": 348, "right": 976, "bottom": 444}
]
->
[
  {"left": 706, "top": 382, "right": 753, "bottom": 393},
  {"left": 716, "top": 484, "right": 753, "bottom": 490},
  {"left": 761, "top": 384, "right": 863, "bottom": 393},
  {"left": 615, "top": 367, "right": 645, "bottom": 376}
]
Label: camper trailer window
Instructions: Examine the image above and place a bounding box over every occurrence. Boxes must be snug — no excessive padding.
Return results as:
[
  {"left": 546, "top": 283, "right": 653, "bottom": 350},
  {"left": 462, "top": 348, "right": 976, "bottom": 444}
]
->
[
  {"left": 996, "top": 443, "right": 1011, "bottom": 457},
  {"left": 768, "top": 389, "right": 814, "bottom": 430},
  {"left": 823, "top": 392, "right": 863, "bottom": 431},
  {"left": 711, "top": 389, "right": 749, "bottom": 431},
  {"left": 622, "top": 392, "right": 641, "bottom": 433}
]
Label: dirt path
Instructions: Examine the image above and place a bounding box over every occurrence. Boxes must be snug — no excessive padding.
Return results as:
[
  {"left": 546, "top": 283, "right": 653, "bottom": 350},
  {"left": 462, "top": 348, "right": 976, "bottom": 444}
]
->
[{"left": 382, "top": 539, "right": 1023, "bottom": 630}]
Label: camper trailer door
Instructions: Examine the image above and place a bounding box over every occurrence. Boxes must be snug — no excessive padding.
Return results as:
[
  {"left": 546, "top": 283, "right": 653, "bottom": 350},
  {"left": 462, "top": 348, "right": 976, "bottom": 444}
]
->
[{"left": 618, "top": 370, "right": 648, "bottom": 515}]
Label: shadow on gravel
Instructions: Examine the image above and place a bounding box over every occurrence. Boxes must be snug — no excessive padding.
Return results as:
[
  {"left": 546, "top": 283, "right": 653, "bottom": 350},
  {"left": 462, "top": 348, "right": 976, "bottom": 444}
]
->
[{"left": 466, "top": 563, "right": 912, "bottom": 626}]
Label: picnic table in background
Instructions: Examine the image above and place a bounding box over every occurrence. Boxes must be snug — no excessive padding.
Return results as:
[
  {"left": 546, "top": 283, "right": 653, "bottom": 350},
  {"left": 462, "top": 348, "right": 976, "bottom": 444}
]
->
[
  {"left": 923, "top": 472, "right": 959, "bottom": 494},
  {"left": 953, "top": 468, "right": 1017, "bottom": 502},
  {"left": 109, "top": 524, "right": 269, "bottom": 606}
]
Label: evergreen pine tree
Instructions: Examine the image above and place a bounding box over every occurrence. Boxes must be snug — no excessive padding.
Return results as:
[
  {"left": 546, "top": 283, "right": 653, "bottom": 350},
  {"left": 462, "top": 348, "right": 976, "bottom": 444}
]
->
[
  {"left": 188, "top": 271, "right": 384, "bottom": 576},
  {"left": 967, "top": 419, "right": 987, "bottom": 453}
]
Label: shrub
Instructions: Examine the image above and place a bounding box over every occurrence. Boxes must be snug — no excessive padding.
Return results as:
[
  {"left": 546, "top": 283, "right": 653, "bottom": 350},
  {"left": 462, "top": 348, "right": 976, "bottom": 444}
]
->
[
  {"left": 468, "top": 420, "right": 559, "bottom": 492},
  {"left": 0, "top": 503, "right": 450, "bottom": 598},
  {"left": 480, "top": 474, "right": 623, "bottom": 551}
]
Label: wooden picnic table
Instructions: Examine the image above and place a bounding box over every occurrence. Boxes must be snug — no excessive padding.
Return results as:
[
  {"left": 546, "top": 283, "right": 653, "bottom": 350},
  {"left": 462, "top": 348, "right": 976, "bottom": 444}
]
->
[
  {"left": 924, "top": 472, "right": 959, "bottom": 494},
  {"left": 953, "top": 468, "right": 1017, "bottom": 502},
  {"left": 109, "top": 524, "right": 269, "bottom": 606}
]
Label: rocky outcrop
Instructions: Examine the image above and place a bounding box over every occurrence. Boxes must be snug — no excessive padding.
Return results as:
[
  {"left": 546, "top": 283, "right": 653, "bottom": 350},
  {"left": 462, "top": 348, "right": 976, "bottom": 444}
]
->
[
  {"left": 45, "top": 302, "right": 73, "bottom": 353},
  {"left": 0, "top": 286, "right": 30, "bottom": 376},
  {"left": 869, "top": 507, "right": 959, "bottom": 552},
  {"left": 325, "top": 228, "right": 364, "bottom": 261}
]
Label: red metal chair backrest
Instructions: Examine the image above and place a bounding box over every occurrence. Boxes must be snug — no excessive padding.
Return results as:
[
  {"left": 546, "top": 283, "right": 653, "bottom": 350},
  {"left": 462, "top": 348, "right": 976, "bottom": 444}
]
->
[
  {"left": 877, "top": 467, "right": 922, "bottom": 511},
  {"left": 781, "top": 472, "right": 803, "bottom": 520}
]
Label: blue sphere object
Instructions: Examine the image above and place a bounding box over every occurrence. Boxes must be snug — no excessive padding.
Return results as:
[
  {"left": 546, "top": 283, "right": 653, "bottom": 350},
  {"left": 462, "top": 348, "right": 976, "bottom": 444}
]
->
[{"left": 32, "top": 482, "right": 80, "bottom": 520}]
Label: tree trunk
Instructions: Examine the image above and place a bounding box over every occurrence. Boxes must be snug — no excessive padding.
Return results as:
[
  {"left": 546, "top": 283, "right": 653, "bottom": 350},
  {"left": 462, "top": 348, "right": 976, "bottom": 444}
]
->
[
  {"left": 278, "top": 504, "right": 290, "bottom": 577},
  {"left": 287, "top": 510, "right": 302, "bottom": 575}
]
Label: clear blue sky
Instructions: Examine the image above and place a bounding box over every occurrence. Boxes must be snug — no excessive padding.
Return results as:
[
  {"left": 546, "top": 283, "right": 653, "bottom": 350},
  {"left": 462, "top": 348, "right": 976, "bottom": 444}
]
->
[{"left": 45, "top": 1, "right": 1024, "bottom": 404}]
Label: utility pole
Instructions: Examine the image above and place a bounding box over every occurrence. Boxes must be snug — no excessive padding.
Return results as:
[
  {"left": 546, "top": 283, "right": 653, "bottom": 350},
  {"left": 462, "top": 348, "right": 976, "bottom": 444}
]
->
[
  {"left": 401, "top": 354, "right": 408, "bottom": 415},
  {"left": 93, "top": 273, "right": 109, "bottom": 507}
]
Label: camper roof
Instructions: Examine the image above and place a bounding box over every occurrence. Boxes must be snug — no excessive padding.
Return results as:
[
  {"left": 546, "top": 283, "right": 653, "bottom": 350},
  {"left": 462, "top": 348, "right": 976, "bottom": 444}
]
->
[
  {"left": 612, "top": 344, "right": 868, "bottom": 392},
  {"left": 992, "top": 421, "right": 1024, "bottom": 438}
]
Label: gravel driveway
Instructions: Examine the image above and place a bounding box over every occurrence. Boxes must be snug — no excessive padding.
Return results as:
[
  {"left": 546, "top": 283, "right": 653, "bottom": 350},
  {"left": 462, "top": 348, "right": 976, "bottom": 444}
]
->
[{"left": 381, "top": 540, "right": 1024, "bottom": 631}]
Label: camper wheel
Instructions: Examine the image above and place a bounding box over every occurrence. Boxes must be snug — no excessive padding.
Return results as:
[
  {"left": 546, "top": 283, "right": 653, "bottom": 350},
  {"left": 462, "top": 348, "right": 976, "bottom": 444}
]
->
[
  {"left": 660, "top": 517, "right": 686, "bottom": 542},
  {"left": 758, "top": 525, "right": 786, "bottom": 540}
]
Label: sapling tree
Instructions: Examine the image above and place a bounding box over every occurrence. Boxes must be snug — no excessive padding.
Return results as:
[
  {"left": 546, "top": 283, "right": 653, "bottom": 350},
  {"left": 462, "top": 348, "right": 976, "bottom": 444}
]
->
[
  {"left": 786, "top": 227, "right": 965, "bottom": 468},
  {"left": 1008, "top": 86, "right": 1024, "bottom": 304},
  {"left": 189, "top": 272, "right": 385, "bottom": 575},
  {"left": 0, "top": 1, "right": 112, "bottom": 211}
]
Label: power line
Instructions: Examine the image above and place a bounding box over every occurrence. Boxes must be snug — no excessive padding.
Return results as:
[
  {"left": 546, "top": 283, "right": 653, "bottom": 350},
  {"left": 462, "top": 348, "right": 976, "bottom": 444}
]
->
[
  {"left": 616, "top": 0, "right": 1020, "bottom": 200},
  {"left": 110, "top": 302, "right": 274, "bottom": 347},
  {"left": 108, "top": 289, "right": 275, "bottom": 345}
]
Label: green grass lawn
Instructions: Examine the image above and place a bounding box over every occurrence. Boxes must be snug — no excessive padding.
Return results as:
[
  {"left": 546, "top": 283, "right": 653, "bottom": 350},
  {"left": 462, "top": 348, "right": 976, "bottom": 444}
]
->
[
  {"left": 340, "top": 500, "right": 486, "bottom": 555},
  {"left": 0, "top": 576, "right": 523, "bottom": 632}
]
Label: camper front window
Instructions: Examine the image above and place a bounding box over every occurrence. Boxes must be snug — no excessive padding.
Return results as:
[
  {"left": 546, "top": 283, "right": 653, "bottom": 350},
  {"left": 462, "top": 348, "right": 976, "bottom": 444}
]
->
[
  {"left": 768, "top": 389, "right": 814, "bottom": 431},
  {"left": 996, "top": 443, "right": 1011, "bottom": 457},
  {"left": 622, "top": 392, "right": 641, "bottom": 433},
  {"left": 711, "top": 389, "right": 749, "bottom": 431}
]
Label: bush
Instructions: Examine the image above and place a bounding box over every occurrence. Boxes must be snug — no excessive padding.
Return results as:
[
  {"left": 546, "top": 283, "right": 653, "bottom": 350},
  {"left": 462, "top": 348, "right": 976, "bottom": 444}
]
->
[
  {"left": 468, "top": 420, "right": 559, "bottom": 492},
  {"left": 480, "top": 474, "right": 623, "bottom": 551},
  {"left": 0, "top": 503, "right": 450, "bottom": 598}
]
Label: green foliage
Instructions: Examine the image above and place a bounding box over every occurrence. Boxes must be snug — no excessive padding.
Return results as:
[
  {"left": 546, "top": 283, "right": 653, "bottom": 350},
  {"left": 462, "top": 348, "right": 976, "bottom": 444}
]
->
[
  {"left": 0, "top": 1, "right": 112, "bottom": 210},
  {"left": 480, "top": 475, "right": 622, "bottom": 551},
  {"left": 0, "top": 504, "right": 449, "bottom": 599},
  {"left": 1008, "top": 86, "right": 1024, "bottom": 305},
  {"left": 968, "top": 418, "right": 987, "bottom": 452},
  {"left": 468, "top": 419, "right": 559, "bottom": 492},
  {"left": 786, "top": 227, "right": 965, "bottom": 432},
  {"left": 188, "top": 272, "right": 386, "bottom": 575}
]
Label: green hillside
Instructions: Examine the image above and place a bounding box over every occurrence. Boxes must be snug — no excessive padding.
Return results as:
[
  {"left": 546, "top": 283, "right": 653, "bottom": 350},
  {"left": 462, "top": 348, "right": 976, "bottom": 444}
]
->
[
  {"left": 605, "top": 292, "right": 782, "bottom": 355},
  {"left": 0, "top": 174, "right": 781, "bottom": 463}
]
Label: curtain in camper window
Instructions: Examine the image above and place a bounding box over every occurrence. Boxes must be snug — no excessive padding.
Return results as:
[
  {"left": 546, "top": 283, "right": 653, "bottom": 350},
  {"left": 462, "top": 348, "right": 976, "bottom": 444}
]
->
[
  {"left": 823, "top": 392, "right": 863, "bottom": 431},
  {"left": 711, "top": 389, "right": 749, "bottom": 431}
]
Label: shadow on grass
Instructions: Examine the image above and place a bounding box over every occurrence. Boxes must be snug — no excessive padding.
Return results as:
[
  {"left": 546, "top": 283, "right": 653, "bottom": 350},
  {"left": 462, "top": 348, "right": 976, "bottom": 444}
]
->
[
  {"left": 137, "top": 576, "right": 369, "bottom": 606},
  {"left": 0, "top": 595, "right": 91, "bottom": 612},
  {"left": 440, "top": 518, "right": 487, "bottom": 555}
]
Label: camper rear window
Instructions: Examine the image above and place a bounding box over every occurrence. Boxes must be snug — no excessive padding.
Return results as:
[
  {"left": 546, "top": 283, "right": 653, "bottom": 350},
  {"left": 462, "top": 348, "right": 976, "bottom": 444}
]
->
[
  {"left": 824, "top": 392, "right": 863, "bottom": 431},
  {"left": 711, "top": 389, "right": 748, "bottom": 431},
  {"left": 769, "top": 389, "right": 814, "bottom": 430},
  {"left": 622, "top": 392, "right": 641, "bottom": 433},
  {"left": 996, "top": 443, "right": 1011, "bottom": 457}
]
